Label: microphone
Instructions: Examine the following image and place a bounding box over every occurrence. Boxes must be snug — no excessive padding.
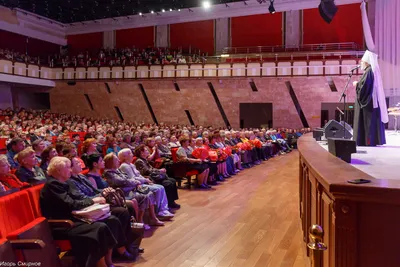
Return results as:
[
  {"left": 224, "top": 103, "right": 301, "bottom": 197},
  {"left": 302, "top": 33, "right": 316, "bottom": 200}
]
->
[
  {"left": 349, "top": 65, "right": 360, "bottom": 72},
  {"left": 336, "top": 107, "right": 344, "bottom": 115}
]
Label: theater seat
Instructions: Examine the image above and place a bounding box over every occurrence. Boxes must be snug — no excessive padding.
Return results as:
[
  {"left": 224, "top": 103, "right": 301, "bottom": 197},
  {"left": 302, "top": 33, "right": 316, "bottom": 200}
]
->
[
  {"left": 26, "top": 184, "right": 73, "bottom": 252},
  {"left": 0, "top": 190, "right": 62, "bottom": 266},
  {"left": 170, "top": 148, "right": 198, "bottom": 189}
]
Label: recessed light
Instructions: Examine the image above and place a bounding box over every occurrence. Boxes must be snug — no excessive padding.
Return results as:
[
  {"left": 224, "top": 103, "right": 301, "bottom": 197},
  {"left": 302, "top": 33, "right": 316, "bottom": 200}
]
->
[{"left": 203, "top": 1, "right": 211, "bottom": 9}]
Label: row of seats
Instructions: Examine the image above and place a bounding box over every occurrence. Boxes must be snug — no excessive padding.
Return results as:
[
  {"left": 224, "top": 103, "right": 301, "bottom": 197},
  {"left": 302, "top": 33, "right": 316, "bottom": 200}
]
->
[{"left": 0, "top": 184, "right": 72, "bottom": 265}]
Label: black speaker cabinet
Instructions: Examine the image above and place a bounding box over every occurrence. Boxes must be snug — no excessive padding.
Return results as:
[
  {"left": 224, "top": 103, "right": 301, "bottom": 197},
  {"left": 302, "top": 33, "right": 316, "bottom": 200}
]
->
[
  {"left": 319, "top": 0, "right": 338, "bottom": 23},
  {"left": 313, "top": 128, "right": 324, "bottom": 141},
  {"left": 328, "top": 138, "right": 356, "bottom": 163},
  {"left": 324, "top": 120, "right": 353, "bottom": 139}
]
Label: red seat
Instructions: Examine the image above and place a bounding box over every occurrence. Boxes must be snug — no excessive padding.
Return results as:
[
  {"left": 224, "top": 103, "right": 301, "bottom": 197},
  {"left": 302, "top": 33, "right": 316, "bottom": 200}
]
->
[
  {"left": 26, "top": 184, "right": 72, "bottom": 252},
  {"left": 0, "top": 138, "right": 7, "bottom": 154},
  {"left": 0, "top": 190, "right": 61, "bottom": 265},
  {"left": 170, "top": 148, "right": 198, "bottom": 189}
]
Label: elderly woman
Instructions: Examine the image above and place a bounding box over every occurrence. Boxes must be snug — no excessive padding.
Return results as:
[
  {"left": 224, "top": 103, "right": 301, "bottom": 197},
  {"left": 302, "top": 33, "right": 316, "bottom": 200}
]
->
[
  {"left": 67, "top": 156, "right": 143, "bottom": 255},
  {"left": 102, "top": 153, "right": 165, "bottom": 227},
  {"left": 133, "top": 146, "right": 180, "bottom": 209},
  {"left": 118, "top": 148, "right": 176, "bottom": 216},
  {"left": 176, "top": 136, "right": 210, "bottom": 189},
  {"left": 40, "top": 157, "right": 135, "bottom": 267},
  {"left": 15, "top": 147, "right": 46, "bottom": 184},
  {"left": 40, "top": 145, "right": 58, "bottom": 172},
  {"left": 0, "top": 154, "right": 29, "bottom": 190}
]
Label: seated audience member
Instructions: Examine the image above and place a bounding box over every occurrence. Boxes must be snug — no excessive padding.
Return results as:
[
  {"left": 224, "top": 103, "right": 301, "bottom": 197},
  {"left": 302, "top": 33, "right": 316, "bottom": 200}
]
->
[
  {"left": 96, "top": 135, "right": 107, "bottom": 154},
  {"left": 81, "top": 138, "right": 100, "bottom": 166},
  {"left": 40, "top": 157, "right": 136, "bottom": 267},
  {"left": 40, "top": 145, "right": 58, "bottom": 172},
  {"left": 133, "top": 146, "right": 180, "bottom": 209},
  {"left": 15, "top": 148, "right": 46, "bottom": 184},
  {"left": 158, "top": 137, "right": 172, "bottom": 157},
  {"left": 6, "top": 137, "right": 25, "bottom": 169},
  {"left": 32, "top": 139, "right": 46, "bottom": 164},
  {"left": 176, "top": 136, "right": 210, "bottom": 189},
  {"left": 116, "top": 149, "right": 174, "bottom": 218},
  {"left": 62, "top": 143, "right": 86, "bottom": 169},
  {"left": 72, "top": 134, "right": 81, "bottom": 147},
  {"left": 102, "top": 153, "right": 165, "bottom": 227},
  {"left": 0, "top": 154, "right": 29, "bottom": 190},
  {"left": 168, "top": 136, "right": 180, "bottom": 148},
  {"left": 85, "top": 154, "right": 109, "bottom": 189},
  {"left": 106, "top": 136, "right": 121, "bottom": 155},
  {"left": 67, "top": 156, "right": 143, "bottom": 256},
  {"left": 120, "top": 134, "right": 135, "bottom": 152}
]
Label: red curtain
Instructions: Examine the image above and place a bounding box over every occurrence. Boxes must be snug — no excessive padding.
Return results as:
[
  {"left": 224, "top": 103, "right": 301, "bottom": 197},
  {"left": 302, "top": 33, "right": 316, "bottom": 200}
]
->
[
  {"left": 67, "top": 32, "right": 103, "bottom": 55},
  {"left": 116, "top": 27, "right": 154, "bottom": 49},
  {"left": 303, "top": 4, "right": 363, "bottom": 46},
  {"left": 231, "top": 13, "right": 283, "bottom": 47},
  {"left": 170, "top": 20, "right": 215, "bottom": 55}
]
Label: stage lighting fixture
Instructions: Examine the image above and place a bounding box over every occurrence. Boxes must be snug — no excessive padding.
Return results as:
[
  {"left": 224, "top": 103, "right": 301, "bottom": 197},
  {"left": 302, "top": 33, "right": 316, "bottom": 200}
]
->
[
  {"left": 178, "top": 9, "right": 181, "bottom": 11},
  {"left": 151, "top": 10, "right": 154, "bottom": 14},
  {"left": 203, "top": 1, "right": 211, "bottom": 9},
  {"left": 318, "top": 0, "right": 338, "bottom": 23},
  {"left": 162, "top": 9, "right": 165, "bottom": 12},
  {"left": 268, "top": 0, "right": 275, "bottom": 14},
  {"left": 169, "top": 8, "right": 172, "bottom": 11},
  {"left": 139, "top": 12, "right": 142, "bottom": 16}
]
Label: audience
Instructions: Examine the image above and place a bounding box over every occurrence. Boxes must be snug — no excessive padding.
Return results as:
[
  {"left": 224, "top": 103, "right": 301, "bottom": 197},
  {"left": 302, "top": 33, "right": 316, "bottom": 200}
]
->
[{"left": 0, "top": 108, "right": 308, "bottom": 266}]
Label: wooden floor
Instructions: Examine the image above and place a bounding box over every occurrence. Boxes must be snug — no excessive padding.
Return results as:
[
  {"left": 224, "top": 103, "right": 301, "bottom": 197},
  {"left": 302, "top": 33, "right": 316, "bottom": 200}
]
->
[{"left": 121, "top": 151, "right": 305, "bottom": 267}]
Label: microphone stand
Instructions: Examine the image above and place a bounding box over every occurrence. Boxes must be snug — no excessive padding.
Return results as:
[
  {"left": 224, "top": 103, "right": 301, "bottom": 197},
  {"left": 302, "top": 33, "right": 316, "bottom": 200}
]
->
[{"left": 339, "top": 70, "right": 356, "bottom": 139}]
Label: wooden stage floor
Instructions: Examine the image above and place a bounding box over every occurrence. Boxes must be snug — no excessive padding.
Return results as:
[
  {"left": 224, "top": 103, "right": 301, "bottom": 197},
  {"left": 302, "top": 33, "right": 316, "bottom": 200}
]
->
[{"left": 121, "top": 151, "right": 305, "bottom": 267}]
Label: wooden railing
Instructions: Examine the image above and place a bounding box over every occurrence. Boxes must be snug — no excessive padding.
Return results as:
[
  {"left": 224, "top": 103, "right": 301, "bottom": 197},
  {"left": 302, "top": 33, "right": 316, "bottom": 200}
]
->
[{"left": 298, "top": 134, "right": 400, "bottom": 267}]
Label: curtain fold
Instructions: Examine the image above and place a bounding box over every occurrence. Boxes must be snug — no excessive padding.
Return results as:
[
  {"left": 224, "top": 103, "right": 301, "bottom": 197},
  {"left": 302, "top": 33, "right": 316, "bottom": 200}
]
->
[{"left": 374, "top": 0, "right": 400, "bottom": 94}]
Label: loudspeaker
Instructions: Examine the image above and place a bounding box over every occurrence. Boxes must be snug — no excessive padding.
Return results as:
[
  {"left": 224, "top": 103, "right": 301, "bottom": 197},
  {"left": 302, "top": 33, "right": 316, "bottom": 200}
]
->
[
  {"left": 324, "top": 120, "right": 353, "bottom": 139},
  {"left": 313, "top": 128, "right": 324, "bottom": 141},
  {"left": 328, "top": 138, "right": 356, "bottom": 163},
  {"left": 67, "top": 80, "right": 76, "bottom": 86},
  {"left": 319, "top": 0, "right": 338, "bottom": 24}
]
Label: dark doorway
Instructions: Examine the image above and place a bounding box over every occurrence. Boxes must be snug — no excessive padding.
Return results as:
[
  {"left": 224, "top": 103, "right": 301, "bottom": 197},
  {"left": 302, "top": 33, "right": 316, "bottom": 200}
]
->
[
  {"left": 321, "top": 102, "right": 355, "bottom": 127},
  {"left": 239, "top": 103, "right": 273, "bottom": 129}
]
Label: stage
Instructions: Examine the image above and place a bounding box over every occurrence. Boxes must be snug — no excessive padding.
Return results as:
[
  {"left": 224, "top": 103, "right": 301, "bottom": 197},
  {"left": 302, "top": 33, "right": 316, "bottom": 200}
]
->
[{"left": 318, "top": 130, "right": 400, "bottom": 180}]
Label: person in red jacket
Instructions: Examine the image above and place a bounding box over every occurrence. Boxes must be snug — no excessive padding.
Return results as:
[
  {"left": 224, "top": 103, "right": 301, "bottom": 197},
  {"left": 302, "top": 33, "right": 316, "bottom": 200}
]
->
[{"left": 0, "top": 154, "right": 29, "bottom": 190}]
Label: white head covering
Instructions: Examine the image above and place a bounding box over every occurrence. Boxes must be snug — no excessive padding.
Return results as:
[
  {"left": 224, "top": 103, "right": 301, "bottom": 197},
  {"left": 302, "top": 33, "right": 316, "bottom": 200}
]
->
[{"left": 361, "top": 50, "right": 389, "bottom": 123}]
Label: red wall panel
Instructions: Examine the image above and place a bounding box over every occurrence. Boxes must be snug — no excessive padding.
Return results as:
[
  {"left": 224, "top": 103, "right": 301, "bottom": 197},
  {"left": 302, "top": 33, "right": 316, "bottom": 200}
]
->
[
  {"left": 231, "top": 13, "right": 283, "bottom": 47},
  {"left": 170, "top": 20, "right": 215, "bottom": 55},
  {"left": 116, "top": 27, "right": 154, "bottom": 49},
  {"left": 67, "top": 32, "right": 103, "bottom": 55},
  {"left": 0, "top": 29, "right": 59, "bottom": 57},
  {"left": 303, "top": 4, "right": 363, "bottom": 46}
]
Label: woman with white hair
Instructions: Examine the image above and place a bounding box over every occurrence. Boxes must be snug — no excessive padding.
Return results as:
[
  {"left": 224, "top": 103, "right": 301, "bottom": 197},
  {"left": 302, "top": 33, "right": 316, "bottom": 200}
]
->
[
  {"left": 40, "top": 157, "right": 135, "bottom": 267},
  {"left": 15, "top": 147, "right": 46, "bottom": 184},
  {"left": 353, "top": 50, "right": 387, "bottom": 146}
]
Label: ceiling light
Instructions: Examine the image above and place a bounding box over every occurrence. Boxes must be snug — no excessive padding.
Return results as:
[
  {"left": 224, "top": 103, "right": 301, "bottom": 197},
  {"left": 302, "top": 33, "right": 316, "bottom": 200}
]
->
[
  {"left": 151, "top": 10, "right": 154, "bottom": 14},
  {"left": 162, "top": 9, "right": 165, "bottom": 12},
  {"left": 268, "top": 0, "right": 275, "bottom": 14},
  {"left": 203, "top": 1, "right": 211, "bottom": 9}
]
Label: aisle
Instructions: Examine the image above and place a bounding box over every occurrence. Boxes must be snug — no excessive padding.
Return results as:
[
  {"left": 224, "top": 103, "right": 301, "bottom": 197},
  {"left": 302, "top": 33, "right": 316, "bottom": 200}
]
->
[{"left": 122, "top": 151, "right": 305, "bottom": 267}]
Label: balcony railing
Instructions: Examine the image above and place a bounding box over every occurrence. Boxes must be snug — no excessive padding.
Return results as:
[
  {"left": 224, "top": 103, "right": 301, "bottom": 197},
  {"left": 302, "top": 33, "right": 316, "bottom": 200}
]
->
[
  {"left": 221, "top": 42, "right": 361, "bottom": 55},
  {"left": 0, "top": 57, "right": 362, "bottom": 82}
]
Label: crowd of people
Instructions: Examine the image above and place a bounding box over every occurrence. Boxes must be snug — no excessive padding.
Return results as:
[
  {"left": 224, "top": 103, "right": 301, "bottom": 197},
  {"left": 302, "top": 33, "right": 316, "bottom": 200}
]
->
[
  {"left": 0, "top": 108, "right": 309, "bottom": 267},
  {"left": 49, "top": 47, "right": 208, "bottom": 68},
  {"left": 0, "top": 46, "right": 208, "bottom": 67}
]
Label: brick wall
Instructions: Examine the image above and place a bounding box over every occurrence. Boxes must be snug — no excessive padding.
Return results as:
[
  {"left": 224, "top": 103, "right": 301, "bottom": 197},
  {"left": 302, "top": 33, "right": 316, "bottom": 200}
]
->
[{"left": 50, "top": 76, "right": 359, "bottom": 129}]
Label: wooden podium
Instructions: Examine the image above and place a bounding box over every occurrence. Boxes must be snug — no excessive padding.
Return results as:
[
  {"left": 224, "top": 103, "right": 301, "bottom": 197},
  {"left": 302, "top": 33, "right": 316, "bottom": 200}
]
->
[{"left": 298, "top": 134, "right": 400, "bottom": 267}]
